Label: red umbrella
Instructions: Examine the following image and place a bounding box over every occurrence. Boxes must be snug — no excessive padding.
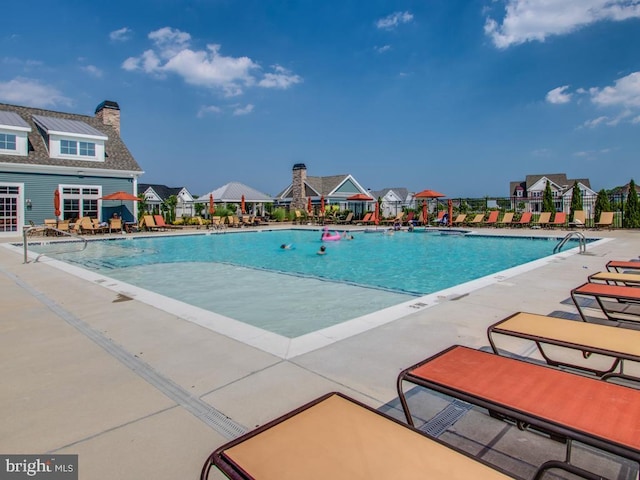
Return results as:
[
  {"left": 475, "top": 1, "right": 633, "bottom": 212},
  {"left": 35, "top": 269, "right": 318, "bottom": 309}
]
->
[
  {"left": 307, "top": 197, "right": 312, "bottom": 214},
  {"left": 209, "top": 194, "right": 215, "bottom": 215},
  {"left": 414, "top": 189, "right": 445, "bottom": 199},
  {"left": 241, "top": 194, "right": 246, "bottom": 214},
  {"left": 346, "top": 193, "right": 373, "bottom": 201},
  {"left": 448, "top": 199, "right": 453, "bottom": 227},
  {"left": 374, "top": 200, "right": 380, "bottom": 225},
  {"left": 422, "top": 200, "right": 427, "bottom": 225},
  {"left": 54, "top": 189, "right": 61, "bottom": 218},
  {"left": 320, "top": 195, "right": 325, "bottom": 214},
  {"left": 99, "top": 191, "right": 140, "bottom": 219}
]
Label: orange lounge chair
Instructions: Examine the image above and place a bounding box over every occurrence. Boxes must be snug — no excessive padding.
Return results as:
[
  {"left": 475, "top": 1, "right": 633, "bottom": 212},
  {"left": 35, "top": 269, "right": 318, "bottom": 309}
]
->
[
  {"left": 482, "top": 210, "right": 499, "bottom": 226},
  {"left": 154, "top": 215, "right": 183, "bottom": 230},
  {"left": 404, "top": 211, "right": 415, "bottom": 225},
  {"left": 397, "top": 345, "right": 640, "bottom": 480},
  {"left": 359, "top": 212, "right": 372, "bottom": 224},
  {"left": 571, "top": 282, "right": 640, "bottom": 323},
  {"left": 607, "top": 260, "right": 640, "bottom": 273},
  {"left": 550, "top": 212, "right": 566, "bottom": 228},
  {"left": 201, "top": 392, "right": 512, "bottom": 480},
  {"left": 514, "top": 212, "right": 532, "bottom": 227}
]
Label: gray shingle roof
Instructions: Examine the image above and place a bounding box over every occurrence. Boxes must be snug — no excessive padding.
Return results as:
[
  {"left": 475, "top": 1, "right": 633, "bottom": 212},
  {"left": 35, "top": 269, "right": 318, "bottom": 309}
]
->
[
  {"left": 0, "top": 102, "right": 142, "bottom": 173},
  {"left": 195, "top": 182, "right": 273, "bottom": 203},
  {"left": 139, "top": 184, "right": 184, "bottom": 200}
]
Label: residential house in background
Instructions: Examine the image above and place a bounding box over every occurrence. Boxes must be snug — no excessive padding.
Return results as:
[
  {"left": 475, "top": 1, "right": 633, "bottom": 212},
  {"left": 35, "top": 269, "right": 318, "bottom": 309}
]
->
[
  {"left": 0, "top": 100, "right": 143, "bottom": 234},
  {"left": 276, "top": 164, "right": 372, "bottom": 218},
  {"left": 195, "top": 181, "right": 273, "bottom": 216},
  {"left": 138, "top": 183, "right": 196, "bottom": 218},
  {"left": 509, "top": 174, "right": 594, "bottom": 214},
  {"left": 369, "top": 188, "right": 411, "bottom": 217}
]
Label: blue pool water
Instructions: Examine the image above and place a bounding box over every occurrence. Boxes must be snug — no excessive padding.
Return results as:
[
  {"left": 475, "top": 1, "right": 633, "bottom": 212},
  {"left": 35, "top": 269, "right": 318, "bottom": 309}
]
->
[{"left": 31, "top": 229, "right": 584, "bottom": 337}]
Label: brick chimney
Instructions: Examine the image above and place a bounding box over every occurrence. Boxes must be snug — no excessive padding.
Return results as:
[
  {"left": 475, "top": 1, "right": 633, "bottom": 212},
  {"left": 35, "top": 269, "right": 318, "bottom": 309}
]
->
[
  {"left": 95, "top": 100, "right": 121, "bottom": 135},
  {"left": 291, "top": 163, "right": 307, "bottom": 211}
]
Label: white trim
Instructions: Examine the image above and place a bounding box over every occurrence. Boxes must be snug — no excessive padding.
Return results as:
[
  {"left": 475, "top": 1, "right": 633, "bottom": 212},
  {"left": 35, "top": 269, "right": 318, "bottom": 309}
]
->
[
  {"left": 0, "top": 161, "right": 143, "bottom": 179},
  {"left": 0, "top": 181, "right": 25, "bottom": 234}
]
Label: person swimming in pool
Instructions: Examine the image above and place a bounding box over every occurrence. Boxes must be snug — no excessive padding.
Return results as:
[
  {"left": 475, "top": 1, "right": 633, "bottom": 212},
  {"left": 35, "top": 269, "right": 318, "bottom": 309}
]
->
[
  {"left": 280, "top": 243, "right": 292, "bottom": 250},
  {"left": 317, "top": 245, "right": 327, "bottom": 255}
]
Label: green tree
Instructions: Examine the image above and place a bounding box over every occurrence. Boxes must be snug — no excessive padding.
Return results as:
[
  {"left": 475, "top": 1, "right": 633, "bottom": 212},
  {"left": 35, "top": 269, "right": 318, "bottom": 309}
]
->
[
  {"left": 163, "top": 195, "right": 178, "bottom": 223},
  {"left": 136, "top": 193, "right": 147, "bottom": 219},
  {"left": 569, "top": 181, "right": 583, "bottom": 222},
  {"left": 194, "top": 202, "right": 205, "bottom": 217},
  {"left": 542, "top": 182, "right": 555, "bottom": 212},
  {"left": 594, "top": 189, "right": 611, "bottom": 223},
  {"left": 623, "top": 179, "right": 640, "bottom": 228}
]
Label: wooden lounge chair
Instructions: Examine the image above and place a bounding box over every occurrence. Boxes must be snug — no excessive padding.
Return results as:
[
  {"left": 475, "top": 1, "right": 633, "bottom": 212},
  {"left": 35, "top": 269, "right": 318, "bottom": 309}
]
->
[
  {"left": 571, "top": 282, "right": 640, "bottom": 323},
  {"left": 606, "top": 260, "right": 640, "bottom": 273},
  {"left": 79, "top": 217, "right": 106, "bottom": 234},
  {"left": 201, "top": 392, "right": 512, "bottom": 480},
  {"left": 533, "top": 211, "right": 551, "bottom": 228},
  {"left": 336, "top": 212, "right": 354, "bottom": 224},
  {"left": 569, "top": 210, "right": 586, "bottom": 229},
  {"left": 487, "top": 311, "right": 640, "bottom": 382},
  {"left": 466, "top": 213, "right": 484, "bottom": 226},
  {"left": 452, "top": 214, "right": 466, "bottom": 225},
  {"left": 497, "top": 212, "right": 513, "bottom": 227},
  {"left": 383, "top": 211, "right": 404, "bottom": 225},
  {"left": 549, "top": 212, "right": 566, "bottom": 228},
  {"left": 514, "top": 212, "right": 532, "bottom": 227},
  {"left": 595, "top": 211, "right": 614, "bottom": 230},
  {"left": 397, "top": 345, "right": 640, "bottom": 480},
  {"left": 482, "top": 210, "right": 499, "bottom": 227},
  {"left": 142, "top": 215, "right": 163, "bottom": 231},
  {"left": 109, "top": 218, "right": 122, "bottom": 233},
  {"left": 588, "top": 271, "right": 640, "bottom": 287}
]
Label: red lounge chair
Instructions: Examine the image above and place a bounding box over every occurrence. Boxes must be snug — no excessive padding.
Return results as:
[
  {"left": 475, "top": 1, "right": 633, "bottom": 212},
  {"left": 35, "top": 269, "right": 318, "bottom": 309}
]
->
[
  {"left": 606, "top": 260, "right": 640, "bottom": 273},
  {"left": 550, "top": 212, "right": 566, "bottom": 228},
  {"left": 515, "top": 212, "right": 532, "bottom": 227},
  {"left": 359, "top": 212, "right": 372, "bottom": 224},
  {"left": 397, "top": 345, "right": 640, "bottom": 480},
  {"left": 571, "top": 282, "right": 640, "bottom": 323},
  {"left": 153, "top": 215, "right": 183, "bottom": 229},
  {"left": 201, "top": 392, "right": 512, "bottom": 480},
  {"left": 483, "top": 210, "right": 499, "bottom": 226}
]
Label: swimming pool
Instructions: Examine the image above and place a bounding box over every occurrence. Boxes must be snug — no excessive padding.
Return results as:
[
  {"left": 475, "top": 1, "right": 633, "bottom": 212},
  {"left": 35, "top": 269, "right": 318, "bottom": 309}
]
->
[{"left": 28, "top": 229, "right": 589, "bottom": 341}]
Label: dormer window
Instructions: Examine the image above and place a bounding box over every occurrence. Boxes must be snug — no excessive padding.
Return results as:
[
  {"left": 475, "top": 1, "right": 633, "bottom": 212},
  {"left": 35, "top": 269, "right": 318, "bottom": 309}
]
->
[
  {"left": 0, "top": 133, "right": 16, "bottom": 151},
  {"left": 33, "top": 115, "right": 107, "bottom": 162},
  {"left": 0, "top": 111, "right": 31, "bottom": 156}
]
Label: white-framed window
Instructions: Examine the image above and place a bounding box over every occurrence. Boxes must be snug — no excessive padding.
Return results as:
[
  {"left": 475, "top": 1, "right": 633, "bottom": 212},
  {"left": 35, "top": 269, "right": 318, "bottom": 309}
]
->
[
  {"left": 0, "top": 183, "right": 22, "bottom": 233},
  {"left": 60, "top": 185, "right": 101, "bottom": 220},
  {"left": 60, "top": 139, "right": 96, "bottom": 158},
  {"left": 0, "top": 133, "right": 17, "bottom": 151}
]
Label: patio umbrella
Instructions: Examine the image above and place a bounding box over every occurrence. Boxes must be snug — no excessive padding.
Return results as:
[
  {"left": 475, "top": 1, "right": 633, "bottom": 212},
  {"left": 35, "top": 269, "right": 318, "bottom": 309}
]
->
[
  {"left": 241, "top": 194, "right": 246, "bottom": 214},
  {"left": 320, "top": 195, "right": 325, "bottom": 214},
  {"left": 448, "top": 199, "right": 453, "bottom": 227},
  {"left": 307, "top": 197, "right": 312, "bottom": 215},
  {"left": 99, "top": 191, "right": 140, "bottom": 219},
  {"left": 422, "top": 200, "right": 427, "bottom": 225},
  {"left": 374, "top": 200, "right": 380, "bottom": 225},
  {"left": 53, "top": 189, "right": 61, "bottom": 218},
  {"left": 209, "top": 194, "right": 215, "bottom": 215},
  {"left": 415, "top": 189, "right": 445, "bottom": 225},
  {"left": 346, "top": 193, "right": 373, "bottom": 219}
]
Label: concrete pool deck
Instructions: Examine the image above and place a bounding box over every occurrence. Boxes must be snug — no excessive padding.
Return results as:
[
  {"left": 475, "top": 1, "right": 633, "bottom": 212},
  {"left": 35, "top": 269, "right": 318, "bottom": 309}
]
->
[{"left": 1, "top": 225, "right": 639, "bottom": 479}]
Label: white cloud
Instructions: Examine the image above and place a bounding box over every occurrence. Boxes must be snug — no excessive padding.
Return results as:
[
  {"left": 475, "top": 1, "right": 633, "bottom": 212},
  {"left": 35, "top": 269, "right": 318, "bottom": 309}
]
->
[
  {"left": 376, "top": 11, "right": 414, "bottom": 30},
  {"left": 633, "top": 115, "right": 640, "bottom": 123},
  {"left": 546, "top": 85, "right": 572, "bottom": 104},
  {"left": 197, "top": 105, "right": 222, "bottom": 118},
  {"left": 109, "top": 27, "right": 132, "bottom": 42},
  {"left": 589, "top": 71, "right": 640, "bottom": 108},
  {"left": 0, "top": 77, "right": 71, "bottom": 107},
  {"left": 233, "top": 104, "right": 254, "bottom": 116},
  {"left": 122, "top": 27, "right": 301, "bottom": 97},
  {"left": 258, "top": 65, "right": 302, "bottom": 89},
  {"left": 485, "top": 0, "right": 640, "bottom": 49},
  {"left": 375, "top": 45, "right": 392, "bottom": 53},
  {"left": 583, "top": 116, "right": 609, "bottom": 128},
  {"left": 81, "top": 65, "right": 103, "bottom": 77}
]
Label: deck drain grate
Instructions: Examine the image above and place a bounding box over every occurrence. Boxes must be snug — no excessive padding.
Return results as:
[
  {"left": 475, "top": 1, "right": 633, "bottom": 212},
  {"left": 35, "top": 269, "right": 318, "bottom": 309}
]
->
[{"left": 420, "top": 399, "right": 472, "bottom": 438}]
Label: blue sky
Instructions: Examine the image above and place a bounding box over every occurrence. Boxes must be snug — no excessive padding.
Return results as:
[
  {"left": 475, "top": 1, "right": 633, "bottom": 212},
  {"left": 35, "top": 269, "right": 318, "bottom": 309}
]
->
[{"left": 1, "top": 0, "right": 639, "bottom": 197}]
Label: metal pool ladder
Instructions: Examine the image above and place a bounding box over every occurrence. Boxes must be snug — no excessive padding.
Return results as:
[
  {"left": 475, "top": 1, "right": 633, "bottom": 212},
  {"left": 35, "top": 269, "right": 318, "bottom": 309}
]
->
[
  {"left": 23, "top": 226, "right": 88, "bottom": 263},
  {"left": 554, "top": 231, "right": 586, "bottom": 254}
]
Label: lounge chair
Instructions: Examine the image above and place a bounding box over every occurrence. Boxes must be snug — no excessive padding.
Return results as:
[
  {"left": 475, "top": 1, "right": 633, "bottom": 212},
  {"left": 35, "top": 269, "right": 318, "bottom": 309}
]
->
[
  {"left": 595, "top": 211, "right": 614, "bottom": 230},
  {"left": 397, "top": 345, "right": 640, "bottom": 480},
  {"left": 549, "top": 212, "right": 566, "bottom": 228},
  {"left": 142, "top": 215, "right": 163, "bottom": 231},
  {"left": 200, "top": 392, "right": 512, "bottom": 480},
  {"left": 466, "top": 213, "right": 484, "bottom": 226},
  {"left": 588, "top": 271, "right": 640, "bottom": 287},
  {"left": 452, "top": 214, "right": 466, "bottom": 225},
  {"left": 533, "top": 211, "right": 551, "bottom": 228},
  {"left": 606, "top": 260, "right": 640, "bottom": 273},
  {"left": 79, "top": 217, "right": 107, "bottom": 234},
  {"left": 358, "top": 212, "right": 372, "bottom": 225},
  {"left": 429, "top": 211, "right": 445, "bottom": 225},
  {"left": 337, "top": 212, "right": 354, "bottom": 224},
  {"left": 497, "top": 212, "right": 514, "bottom": 227},
  {"left": 154, "top": 215, "right": 183, "bottom": 229},
  {"left": 109, "top": 218, "right": 122, "bottom": 233},
  {"left": 487, "top": 311, "right": 640, "bottom": 381},
  {"left": 571, "top": 282, "right": 640, "bottom": 323},
  {"left": 383, "top": 211, "right": 404, "bottom": 225},
  {"left": 482, "top": 210, "right": 499, "bottom": 227},
  {"left": 514, "top": 212, "right": 532, "bottom": 227},
  {"left": 569, "top": 210, "right": 586, "bottom": 229}
]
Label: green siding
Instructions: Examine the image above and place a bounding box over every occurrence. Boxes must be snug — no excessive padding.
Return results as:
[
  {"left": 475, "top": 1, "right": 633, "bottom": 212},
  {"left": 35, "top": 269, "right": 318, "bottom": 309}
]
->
[{"left": 334, "top": 179, "right": 360, "bottom": 194}]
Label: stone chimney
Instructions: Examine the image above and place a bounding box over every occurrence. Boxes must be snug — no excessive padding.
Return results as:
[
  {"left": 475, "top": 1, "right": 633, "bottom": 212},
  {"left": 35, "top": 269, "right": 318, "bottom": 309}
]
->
[
  {"left": 95, "top": 100, "right": 121, "bottom": 135},
  {"left": 291, "top": 163, "right": 307, "bottom": 211}
]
